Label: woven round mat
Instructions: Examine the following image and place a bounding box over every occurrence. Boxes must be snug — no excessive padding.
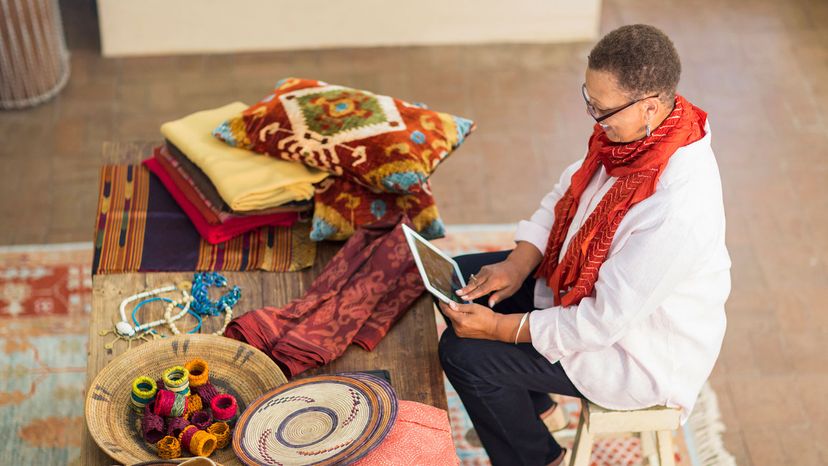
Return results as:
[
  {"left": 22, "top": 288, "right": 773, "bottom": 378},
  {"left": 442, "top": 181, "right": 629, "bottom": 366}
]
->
[
  {"left": 233, "top": 374, "right": 398, "bottom": 466},
  {"left": 85, "top": 334, "right": 287, "bottom": 465},
  {"left": 338, "top": 373, "right": 398, "bottom": 461}
]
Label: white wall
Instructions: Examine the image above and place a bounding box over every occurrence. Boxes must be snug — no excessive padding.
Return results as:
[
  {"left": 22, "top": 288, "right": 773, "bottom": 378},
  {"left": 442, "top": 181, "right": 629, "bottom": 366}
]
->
[{"left": 97, "top": 0, "right": 602, "bottom": 57}]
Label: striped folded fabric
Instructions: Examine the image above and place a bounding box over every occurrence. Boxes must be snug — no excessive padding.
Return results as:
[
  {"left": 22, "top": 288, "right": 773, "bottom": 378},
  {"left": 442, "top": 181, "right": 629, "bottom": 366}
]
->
[{"left": 92, "top": 163, "right": 316, "bottom": 274}]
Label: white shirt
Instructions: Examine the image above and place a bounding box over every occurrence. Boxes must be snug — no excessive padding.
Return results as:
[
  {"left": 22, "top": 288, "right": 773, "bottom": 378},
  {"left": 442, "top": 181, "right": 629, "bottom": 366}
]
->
[{"left": 514, "top": 121, "right": 730, "bottom": 424}]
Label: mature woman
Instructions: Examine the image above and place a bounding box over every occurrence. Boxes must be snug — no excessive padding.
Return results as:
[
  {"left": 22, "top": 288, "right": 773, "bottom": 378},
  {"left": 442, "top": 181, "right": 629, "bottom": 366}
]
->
[{"left": 437, "top": 24, "right": 731, "bottom": 466}]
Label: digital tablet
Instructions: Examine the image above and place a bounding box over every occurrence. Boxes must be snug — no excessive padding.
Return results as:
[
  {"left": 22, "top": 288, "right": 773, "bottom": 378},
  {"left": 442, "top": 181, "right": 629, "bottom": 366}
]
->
[{"left": 402, "top": 224, "right": 467, "bottom": 304}]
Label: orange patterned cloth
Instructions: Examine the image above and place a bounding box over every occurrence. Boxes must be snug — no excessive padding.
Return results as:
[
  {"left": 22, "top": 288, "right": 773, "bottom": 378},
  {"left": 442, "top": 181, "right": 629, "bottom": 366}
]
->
[
  {"left": 212, "top": 78, "right": 475, "bottom": 195},
  {"left": 354, "top": 400, "right": 459, "bottom": 465}
]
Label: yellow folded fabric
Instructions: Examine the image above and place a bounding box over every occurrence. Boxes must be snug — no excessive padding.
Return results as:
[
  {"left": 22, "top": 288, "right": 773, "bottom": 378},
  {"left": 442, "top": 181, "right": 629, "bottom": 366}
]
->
[{"left": 160, "top": 102, "right": 328, "bottom": 211}]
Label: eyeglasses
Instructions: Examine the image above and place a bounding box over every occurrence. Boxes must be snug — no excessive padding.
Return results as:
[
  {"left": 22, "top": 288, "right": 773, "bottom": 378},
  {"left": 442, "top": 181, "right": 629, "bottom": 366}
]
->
[{"left": 581, "top": 83, "right": 659, "bottom": 123}]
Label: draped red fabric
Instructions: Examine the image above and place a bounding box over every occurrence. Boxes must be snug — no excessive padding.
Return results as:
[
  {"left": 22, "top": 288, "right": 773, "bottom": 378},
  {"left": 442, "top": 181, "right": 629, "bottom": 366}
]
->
[
  {"left": 535, "top": 95, "right": 707, "bottom": 306},
  {"left": 223, "top": 216, "right": 424, "bottom": 377}
]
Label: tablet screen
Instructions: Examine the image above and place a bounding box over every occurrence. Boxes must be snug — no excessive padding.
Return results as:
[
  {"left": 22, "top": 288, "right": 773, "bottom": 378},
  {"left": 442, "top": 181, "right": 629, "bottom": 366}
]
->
[{"left": 412, "top": 237, "right": 465, "bottom": 303}]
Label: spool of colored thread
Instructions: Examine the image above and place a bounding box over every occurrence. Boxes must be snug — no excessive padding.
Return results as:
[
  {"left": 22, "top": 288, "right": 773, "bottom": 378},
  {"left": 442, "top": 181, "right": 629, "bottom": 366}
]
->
[
  {"left": 194, "top": 382, "right": 219, "bottom": 405},
  {"left": 141, "top": 411, "right": 165, "bottom": 444},
  {"left": 190, "top": 410, "right": 213, "bottom": 430},
  {"left": 211, "top": 394, "right": 237, "bottom": 421},
  {"left": 153, "top": 390, "right": 176, "bottom": 417},
  {"left": 162, "top": 365, "right": 190, "bottom": 395},
  {"left": 189, "top": 430, "right": 218, "bottom": 457},
  {"left": 184, "top": 394, "right": 203, "bottom": 419},
  {"left": 208, "top": 421, "right": 230, "bottom": 449},
  {"left": 156, "top": 435, "right": 182, "bottom": 459},
  {"left": 170, "top": 392, "right": 188, "bottom": 418},
  {"left": 131, "top": 376, "right": 157, "bottom": 412},
  {"left": 184, "top": 358, "right": 209, "bottom": 387},
  {"left": 166, "top": 417, "right": 190, "bottom": 439},
  {"left": 178, "top": 425, "right": 198, "bottom": 452}
]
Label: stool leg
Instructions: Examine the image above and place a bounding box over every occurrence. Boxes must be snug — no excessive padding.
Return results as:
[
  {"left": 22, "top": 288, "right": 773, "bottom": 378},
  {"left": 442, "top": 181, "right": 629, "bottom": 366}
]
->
[
  {"left": 639, "top": 431, "right": 658, "bottom": 466},
  {"left": 655, "top": 430, "right": 676, "bottom": 466},
  {"left": 568, "top": 405, "right": 593, "bottom": 466},
  {"left": 543, "top": 394, "right": 569, "bottom": 432}
]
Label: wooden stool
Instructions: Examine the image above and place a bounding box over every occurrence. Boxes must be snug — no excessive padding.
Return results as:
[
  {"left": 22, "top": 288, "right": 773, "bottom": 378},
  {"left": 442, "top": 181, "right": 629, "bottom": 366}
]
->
[{"left": 568, "top": 399, "right": 681, "bottom": 466}]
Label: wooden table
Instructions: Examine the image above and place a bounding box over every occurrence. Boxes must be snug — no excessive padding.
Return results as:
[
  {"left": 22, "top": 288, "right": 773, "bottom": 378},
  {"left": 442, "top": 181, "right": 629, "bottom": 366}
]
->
[{"left": 80, "top": 142, "right": 447, "bottom": 465}]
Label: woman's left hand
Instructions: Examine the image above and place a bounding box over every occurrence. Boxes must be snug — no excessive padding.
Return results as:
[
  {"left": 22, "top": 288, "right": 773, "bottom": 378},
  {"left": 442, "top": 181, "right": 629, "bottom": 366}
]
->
[{"left": 438, "top": 300, "right": 500, "bottom": 340}]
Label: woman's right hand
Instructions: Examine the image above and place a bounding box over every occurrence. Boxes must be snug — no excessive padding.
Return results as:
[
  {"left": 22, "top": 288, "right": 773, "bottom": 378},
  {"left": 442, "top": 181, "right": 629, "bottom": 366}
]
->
[{"left": 456, "top": 259, "right": 529, "bottom": 308}]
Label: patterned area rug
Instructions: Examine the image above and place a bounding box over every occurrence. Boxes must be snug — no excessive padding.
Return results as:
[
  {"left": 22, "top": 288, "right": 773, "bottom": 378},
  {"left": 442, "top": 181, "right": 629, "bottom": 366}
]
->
[
  {"left": 432, "top": 225, "right": 736, "bottom": 466},
  {"left": 0, "top": 243, "right": 92, "bottom": 465},
  {"left": 0, "top": 227, "right": 735, "bottom": 465}
]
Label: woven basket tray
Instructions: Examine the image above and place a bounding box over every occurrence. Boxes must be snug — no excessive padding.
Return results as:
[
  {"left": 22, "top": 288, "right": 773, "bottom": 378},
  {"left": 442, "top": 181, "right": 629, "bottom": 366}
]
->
[{"left": 85, "top": 334, "right": 287, "bottom": 465}]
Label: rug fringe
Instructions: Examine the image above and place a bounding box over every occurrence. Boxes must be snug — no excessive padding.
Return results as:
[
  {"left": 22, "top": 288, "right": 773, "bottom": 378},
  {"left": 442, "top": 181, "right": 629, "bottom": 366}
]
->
[
  {"left": 686, "top": 383, "right": 736, "bottom": 466},
  {"left": 0, "top": 241, "right": 93, "bottom": 253}
]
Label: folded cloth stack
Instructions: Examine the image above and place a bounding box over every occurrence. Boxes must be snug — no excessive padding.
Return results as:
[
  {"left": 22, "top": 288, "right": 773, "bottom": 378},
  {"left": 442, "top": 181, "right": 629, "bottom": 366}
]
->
[
  {"left": 223, "top": 215, "right": 425, "bottom": 377},
  {"left": 148, "top": 102, "right": 328, "bottom": 244},
  {"left": 143, "top": 147, "right": 307, "bottom": 245}
]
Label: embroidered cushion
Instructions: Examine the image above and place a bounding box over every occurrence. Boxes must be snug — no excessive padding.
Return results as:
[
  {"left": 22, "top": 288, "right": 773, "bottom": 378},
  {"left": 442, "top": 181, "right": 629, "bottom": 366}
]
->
[
  {"left": 212, "top": 77, "right": 475, "bottom": 194},
  {"left": 310, "top": 177, "right": 445, "bottom": 242}
]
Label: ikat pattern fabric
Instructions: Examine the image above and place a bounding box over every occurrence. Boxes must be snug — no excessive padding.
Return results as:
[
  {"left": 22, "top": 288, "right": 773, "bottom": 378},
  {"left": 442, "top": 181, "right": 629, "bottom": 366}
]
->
[
  {"left": 212, "top": 78, "right": 475, "bottom": 194},
  {"left": 310, "top": 176, "right": 444, "bottom": 241}
]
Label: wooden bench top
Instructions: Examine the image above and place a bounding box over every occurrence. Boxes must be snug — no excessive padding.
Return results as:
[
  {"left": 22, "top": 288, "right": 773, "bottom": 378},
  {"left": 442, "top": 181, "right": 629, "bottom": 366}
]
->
[{"left": 80, "top": 142, "right": 446, "bottom": 465}]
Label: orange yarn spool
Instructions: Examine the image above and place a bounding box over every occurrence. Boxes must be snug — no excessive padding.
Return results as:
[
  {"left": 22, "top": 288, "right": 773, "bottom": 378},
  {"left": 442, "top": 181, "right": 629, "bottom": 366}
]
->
[
  {"left": 189, "top": 430, "right": 218, "bottom": 457},
  {"left": 156, "top": 436, "right": 182, "bottom": 459},
  {"left": 184, "top": 394, "right": 203, "bottom": 419},
  {"left": 208, "top": 421, "right": 231, "bottom": 449},
  {"left": 184, "top": 358, "right": 210, "bottom": 387}
]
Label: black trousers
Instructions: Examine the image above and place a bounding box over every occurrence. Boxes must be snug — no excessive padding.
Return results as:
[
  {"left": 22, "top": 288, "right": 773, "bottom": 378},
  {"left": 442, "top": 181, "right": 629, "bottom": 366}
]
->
[{"left": 437, "top": 250, "right": 584, "bottom": 466}]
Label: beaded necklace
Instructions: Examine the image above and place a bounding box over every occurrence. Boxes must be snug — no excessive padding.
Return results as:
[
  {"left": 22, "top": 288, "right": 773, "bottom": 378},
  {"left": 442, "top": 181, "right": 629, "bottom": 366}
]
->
[
  {"left": 190, "top": 272, "right": 241, "bottom": 316},
  {"left": 100, "top": 284, "right": 194, "bottom": 349},
  {"left": 99, "top": 273, "right": 241, "bottom": 349},
  {"left": 131, "top": 297, "right": 202, "bottom": 335},
  {"left": 170, "top": 272, "right": 240, "bottom": 336}
]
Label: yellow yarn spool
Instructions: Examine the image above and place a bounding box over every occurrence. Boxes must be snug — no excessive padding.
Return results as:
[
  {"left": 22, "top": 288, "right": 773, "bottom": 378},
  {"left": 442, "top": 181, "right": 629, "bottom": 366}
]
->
[
  {"left": 130, "top": 376, "right": 157, "bottom": 411},
  {"left": 162, "top": 365, "right": 190, "bottom": 394},
  {"left": 189, "top": 430, "right": 218, "bottom": 457},
  {"left": 207, "top": 421, "right": 230, "bottom": 449},
  {"left": 156, "top": 435, "right": 181, "bottom": 459}
]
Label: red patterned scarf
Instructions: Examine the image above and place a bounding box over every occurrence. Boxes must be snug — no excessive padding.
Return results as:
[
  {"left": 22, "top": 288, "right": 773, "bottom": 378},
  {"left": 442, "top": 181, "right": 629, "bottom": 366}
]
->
[{"left": 534, "top": 95, "right": 707, "bottom": 306}]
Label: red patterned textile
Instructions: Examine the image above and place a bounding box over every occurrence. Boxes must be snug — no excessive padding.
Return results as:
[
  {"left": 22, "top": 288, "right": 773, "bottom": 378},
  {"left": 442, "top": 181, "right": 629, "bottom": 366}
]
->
[
  {"left": 223, "top": 216, "right": 424, "bottom": 377},
  {"left": 535, "top": 95, "right": 707, "bottom": 306}
]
